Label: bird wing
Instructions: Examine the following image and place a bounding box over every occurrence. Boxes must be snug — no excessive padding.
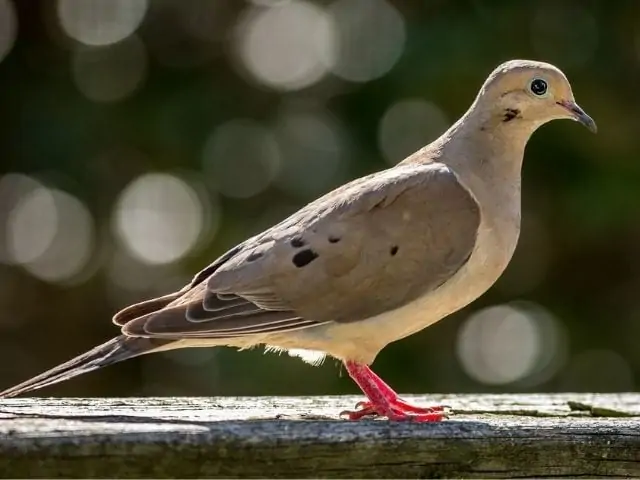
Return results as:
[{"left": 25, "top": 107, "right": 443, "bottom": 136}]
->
[{"left": 119, "top": 163, "right": 481, "bottom": 339}]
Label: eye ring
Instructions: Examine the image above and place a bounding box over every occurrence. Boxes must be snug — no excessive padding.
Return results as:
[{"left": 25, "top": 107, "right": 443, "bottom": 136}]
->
[{"left": 529, "top": 78, "right": 548, "bottom": 97}]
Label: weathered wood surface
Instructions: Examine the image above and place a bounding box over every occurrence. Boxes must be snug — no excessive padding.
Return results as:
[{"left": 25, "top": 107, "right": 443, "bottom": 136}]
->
[{"left": 0, "top": 393, "right": 639, "bottom": 478}]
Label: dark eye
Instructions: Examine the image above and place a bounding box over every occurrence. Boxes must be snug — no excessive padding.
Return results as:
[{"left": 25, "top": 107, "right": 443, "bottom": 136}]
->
[{"left": 530, "top": 78, "right": 548, "bottom": 96}]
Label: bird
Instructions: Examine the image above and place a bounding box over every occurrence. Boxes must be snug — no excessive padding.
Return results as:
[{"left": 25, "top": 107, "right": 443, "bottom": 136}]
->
[{"left": 0, "top": 60, "right": 596, "bottom": 421}]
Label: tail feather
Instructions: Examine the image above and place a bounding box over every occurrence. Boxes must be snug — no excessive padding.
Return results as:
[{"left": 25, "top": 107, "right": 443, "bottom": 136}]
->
[{"left": 0, "top": 336, "right": 173, "bottom": 398}]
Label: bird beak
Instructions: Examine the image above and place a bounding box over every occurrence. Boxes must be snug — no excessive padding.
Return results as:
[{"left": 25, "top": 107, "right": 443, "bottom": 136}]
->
[{"left": 556, "top": 100, "right": 597, "bottom": 133}]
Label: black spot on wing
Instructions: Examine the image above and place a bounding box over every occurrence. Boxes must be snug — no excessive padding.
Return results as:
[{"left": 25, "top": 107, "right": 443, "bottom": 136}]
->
[
  {"left": 290, "top": 237, "right": 306, "bottom": 248},
  {"left": 390, "top": 245, "right": 399, "bottom": 256},
  {"left": 292, "top": 249, "right": 318, "bottom": 268},
  {"left": 328, "top": 235, "right": 341, "bottom": 243}
]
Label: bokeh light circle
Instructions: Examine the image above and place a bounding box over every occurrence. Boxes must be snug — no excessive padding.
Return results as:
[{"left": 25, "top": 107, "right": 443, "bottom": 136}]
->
[
  {"left": 113, "top": 173, "right": 206, "bottom": 265},
  {"left": 57, "top": 0, "right": 148, "bottom": 46},
  {"left": 235, "top": 1, "right": 336, "bottom": 91}
]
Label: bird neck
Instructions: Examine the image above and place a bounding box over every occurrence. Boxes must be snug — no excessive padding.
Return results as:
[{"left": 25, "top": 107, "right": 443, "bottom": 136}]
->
[
  {"left": 404, "top": 102, "right": 537, "bottom": 233},
  {"left": 433, "top": 103, "right": 539, "bottom": 190}
]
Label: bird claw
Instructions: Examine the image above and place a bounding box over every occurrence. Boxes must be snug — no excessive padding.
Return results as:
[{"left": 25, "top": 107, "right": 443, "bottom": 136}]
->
[
  {"left": 340, "top": 405, "right": 378, "bottom": 420},
  {"left": 340, "top": 400, "right": 449, "bottom": 422}
]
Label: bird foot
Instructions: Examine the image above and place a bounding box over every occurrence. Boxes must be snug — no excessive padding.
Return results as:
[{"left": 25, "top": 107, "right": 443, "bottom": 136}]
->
[
  {"left": 341, "top": 361, "right": 450, "bottom": 422},
  {"left": 340, "top": 399, "right": 449, "bottom": 422}
]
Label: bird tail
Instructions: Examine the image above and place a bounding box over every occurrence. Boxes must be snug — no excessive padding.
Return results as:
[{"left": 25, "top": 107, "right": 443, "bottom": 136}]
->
[{"left": 0, "top": 336, "right": 173, "bottom": 398}]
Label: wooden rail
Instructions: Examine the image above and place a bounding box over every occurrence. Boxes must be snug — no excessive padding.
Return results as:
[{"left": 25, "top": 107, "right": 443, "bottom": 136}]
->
[{"left": 1, "top": 393, "right": 639, "bottom": 478}]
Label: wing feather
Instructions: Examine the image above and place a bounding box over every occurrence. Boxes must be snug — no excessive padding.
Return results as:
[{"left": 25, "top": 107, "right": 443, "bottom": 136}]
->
[{"left": 116, "top": 163, "right": 480, "bottom": 340}]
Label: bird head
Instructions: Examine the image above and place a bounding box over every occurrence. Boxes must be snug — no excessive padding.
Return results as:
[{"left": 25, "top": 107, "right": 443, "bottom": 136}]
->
[{"left": 475, "top": 59, "right": 597, "bottom": 134}]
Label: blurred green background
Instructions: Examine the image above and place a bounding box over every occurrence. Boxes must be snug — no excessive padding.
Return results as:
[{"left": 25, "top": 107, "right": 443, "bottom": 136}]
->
[{"left": 0, "top": 0, "right": 637, "bottom": 398}]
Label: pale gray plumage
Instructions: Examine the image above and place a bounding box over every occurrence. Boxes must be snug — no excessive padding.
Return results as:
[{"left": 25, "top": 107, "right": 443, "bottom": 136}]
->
[
  {"left": 0, "top": 59, "right": 596, "bottom": 410},
  {"left": 122, "top": 163, "right": 480, "bottom": 339}
]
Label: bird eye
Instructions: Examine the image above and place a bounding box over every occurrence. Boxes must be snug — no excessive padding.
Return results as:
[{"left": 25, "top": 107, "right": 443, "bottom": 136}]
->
[{"left": 529, "top": 78, "right": 548, "bottom": 97}]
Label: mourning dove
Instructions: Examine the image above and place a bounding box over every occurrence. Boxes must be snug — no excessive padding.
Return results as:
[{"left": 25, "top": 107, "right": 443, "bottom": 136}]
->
[{"left": 0, "top": 60, "right": 596, "bottom": 421}]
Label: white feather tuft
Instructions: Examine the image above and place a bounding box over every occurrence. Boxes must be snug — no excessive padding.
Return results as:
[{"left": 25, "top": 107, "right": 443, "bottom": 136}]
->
[{"left": 264, "top": 345, "right": 326, "bottom": 366}]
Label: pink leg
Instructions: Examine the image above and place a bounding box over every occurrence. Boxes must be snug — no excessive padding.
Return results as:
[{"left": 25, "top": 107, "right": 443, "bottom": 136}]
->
[
  {"left": 361, "top": 366, "right": 446, "bottom": 413},
  {"left": 341, "top": 361, "right": 447, "bottom": 422}
]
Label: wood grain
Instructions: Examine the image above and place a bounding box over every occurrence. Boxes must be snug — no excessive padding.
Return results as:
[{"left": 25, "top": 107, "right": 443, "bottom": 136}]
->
[{"left": 1, "top": 394, "right": 639, "bottom": 478}]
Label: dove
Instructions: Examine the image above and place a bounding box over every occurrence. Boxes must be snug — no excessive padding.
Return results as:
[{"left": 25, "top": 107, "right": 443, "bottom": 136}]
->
[{"left": 0, "top": 60, "right": 596, "bottom": 421}]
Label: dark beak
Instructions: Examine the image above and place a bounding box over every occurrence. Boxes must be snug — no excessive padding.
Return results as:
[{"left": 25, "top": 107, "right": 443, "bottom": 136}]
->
[{"left": 557, "top": 100, "right": 597, "bottom": 133}]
